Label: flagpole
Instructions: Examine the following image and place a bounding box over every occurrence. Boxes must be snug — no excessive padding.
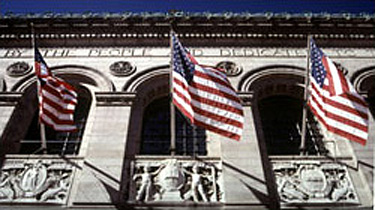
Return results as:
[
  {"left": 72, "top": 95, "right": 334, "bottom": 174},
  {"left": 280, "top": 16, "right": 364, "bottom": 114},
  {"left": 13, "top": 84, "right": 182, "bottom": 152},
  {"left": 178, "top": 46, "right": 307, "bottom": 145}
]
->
[
  {"left": 170, "top": 28, "right": 176, "bottom": 157},
  {"left": 300, "top": 35, "right": 312, "bottom": 156},
  {"left": 31, "top": 22, "right": 48, "bottom": 154}
]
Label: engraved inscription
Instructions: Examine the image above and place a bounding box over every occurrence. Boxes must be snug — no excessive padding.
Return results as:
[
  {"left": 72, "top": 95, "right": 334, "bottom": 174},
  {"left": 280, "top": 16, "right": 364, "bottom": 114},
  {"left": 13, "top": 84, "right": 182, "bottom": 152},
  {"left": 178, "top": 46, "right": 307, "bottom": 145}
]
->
[
  {"left": 3, "top": 49, "right": 26, "bottom": 58},
  {"left": 1, "top": 48, "right": 374, "bottom": 58}
]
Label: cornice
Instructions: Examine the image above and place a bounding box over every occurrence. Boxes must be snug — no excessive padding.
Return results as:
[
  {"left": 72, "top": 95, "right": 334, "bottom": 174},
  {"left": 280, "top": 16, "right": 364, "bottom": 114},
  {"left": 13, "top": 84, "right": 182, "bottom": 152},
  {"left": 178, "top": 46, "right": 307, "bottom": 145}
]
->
[
  {"left": 1, "top": 12, "right": 374, "bottom": 22},
  {"left": 0, "top": 12, "right": 374, "bottom": 48}
]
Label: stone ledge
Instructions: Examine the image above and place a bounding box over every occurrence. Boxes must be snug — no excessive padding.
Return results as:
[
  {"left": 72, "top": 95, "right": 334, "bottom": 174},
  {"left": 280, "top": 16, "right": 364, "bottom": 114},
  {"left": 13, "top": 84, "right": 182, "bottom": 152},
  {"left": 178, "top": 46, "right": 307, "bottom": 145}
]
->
[
  {"left": 0, "top": 92, "right": 22, "bottom": 106},
  {"left": 95, "top": 92, "right": 136, "bottom": 106}
]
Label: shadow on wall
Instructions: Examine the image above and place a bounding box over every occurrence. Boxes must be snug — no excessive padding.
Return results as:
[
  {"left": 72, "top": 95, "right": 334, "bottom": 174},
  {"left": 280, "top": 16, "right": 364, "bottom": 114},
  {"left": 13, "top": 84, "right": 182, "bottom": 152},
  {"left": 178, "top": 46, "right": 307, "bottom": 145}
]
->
[{"left": 222, "top": 160, "right": 279, "bottom": 209}]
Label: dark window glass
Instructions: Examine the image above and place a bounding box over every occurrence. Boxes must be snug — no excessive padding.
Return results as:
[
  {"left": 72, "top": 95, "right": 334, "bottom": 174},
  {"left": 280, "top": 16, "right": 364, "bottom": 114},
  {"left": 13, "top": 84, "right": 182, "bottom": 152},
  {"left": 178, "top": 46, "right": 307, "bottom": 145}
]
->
[
  {"left": 20, "top": 86, "right": 91, "bottom": 155},
  {"left": 258, "top": 95, "right": 327, "bottom": 155},
  {"left": 367, "top": 95, "right": 375, "bottom": 119},
  {"left": 141, "top": 97, "right": 206, "bottom": 156}
]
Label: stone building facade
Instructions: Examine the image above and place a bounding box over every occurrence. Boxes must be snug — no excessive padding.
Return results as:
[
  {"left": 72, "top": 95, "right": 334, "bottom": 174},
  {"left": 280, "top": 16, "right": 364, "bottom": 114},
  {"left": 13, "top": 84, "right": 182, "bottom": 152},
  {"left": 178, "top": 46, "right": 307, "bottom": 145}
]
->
[{"left": 0, "top": 12, "right": 374, "bottom": 209}]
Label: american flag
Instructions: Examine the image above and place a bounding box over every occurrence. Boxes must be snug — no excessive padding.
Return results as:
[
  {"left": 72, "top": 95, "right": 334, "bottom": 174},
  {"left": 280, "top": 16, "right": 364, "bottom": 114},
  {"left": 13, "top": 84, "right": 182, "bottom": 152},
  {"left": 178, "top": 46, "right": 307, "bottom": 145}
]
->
[
  {"left": 171, "top": 33, "right": 244, "bottom": 141},
  {"left": 35, "top": 48, "right": 78, "bottom": 132},
  {"left": 308, "top": 39, "right": 369, "bottom": 145}
]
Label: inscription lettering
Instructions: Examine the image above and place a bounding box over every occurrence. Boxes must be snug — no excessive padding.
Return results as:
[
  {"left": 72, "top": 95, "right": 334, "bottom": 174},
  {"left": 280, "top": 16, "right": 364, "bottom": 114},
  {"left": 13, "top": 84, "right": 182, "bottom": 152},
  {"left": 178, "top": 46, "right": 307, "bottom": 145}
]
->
[
  {"left": 336, "top": 49, "right": 357, "bottom": 57},
  {"left": 88, "top": 49, "right": 102, "bottom": 56},
  {"left": 44, "top": 49, "right": 70, "bottom": 57},
  {"left": 4, "top": 49, "right": 25, "bottom": 58},
  {"left": 192, "top": 49, "right": 203, "bottom": 56},
  {"left": 0, "top": 48, "right": 374, "bottom": 58}
]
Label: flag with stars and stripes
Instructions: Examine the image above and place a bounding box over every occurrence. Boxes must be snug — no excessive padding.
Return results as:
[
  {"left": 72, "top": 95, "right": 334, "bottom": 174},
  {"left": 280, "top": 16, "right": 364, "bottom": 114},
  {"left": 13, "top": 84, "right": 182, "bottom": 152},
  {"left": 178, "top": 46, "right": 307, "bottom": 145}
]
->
[
  {"left": 308, "top": 38, "right": 369, "bottom": 145},
  {"left": 35, "top": 48, "right": 78, "bottom": 132},
  {"left": 171, "top": 33, "right": 244, "bottom": 141}
]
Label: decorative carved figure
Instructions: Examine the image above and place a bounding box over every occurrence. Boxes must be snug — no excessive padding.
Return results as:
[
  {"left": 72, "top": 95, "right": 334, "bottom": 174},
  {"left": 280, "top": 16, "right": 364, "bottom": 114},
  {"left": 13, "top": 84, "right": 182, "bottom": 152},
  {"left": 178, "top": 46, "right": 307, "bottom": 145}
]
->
[
  {"left": 182, "top": 164, "right": 210, "bottom": 202},
  {"left": 40, "top": 173, "right": 70, "bottom": 202},
  {"left": 331, "top": 174, "right": 350, "bottom": 201},
  {"left": 0, "top": 172, "right": 14, "bottom": 200},
  {"left": 133, "top": 164, "right": 164, "bottom": 201},
  {"left": 130, "top": 159, "right": 223, "bottom": 203}
]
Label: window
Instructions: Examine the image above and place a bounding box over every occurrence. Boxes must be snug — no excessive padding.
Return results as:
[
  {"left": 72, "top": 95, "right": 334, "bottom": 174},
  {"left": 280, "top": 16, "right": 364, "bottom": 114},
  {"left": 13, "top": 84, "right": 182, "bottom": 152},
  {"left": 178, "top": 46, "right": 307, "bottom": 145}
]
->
[
  {"left": 20, "top": 86, "right": 91, "bottom": 155},
  {"left": 367, "top": 93, "right": 375, "bottom": 119},
  {"left": 258, "top": 95, "right": 327, "bottom": 155},
  {"left": 141, "top": 97, "right": 206, "bottom": 156}
]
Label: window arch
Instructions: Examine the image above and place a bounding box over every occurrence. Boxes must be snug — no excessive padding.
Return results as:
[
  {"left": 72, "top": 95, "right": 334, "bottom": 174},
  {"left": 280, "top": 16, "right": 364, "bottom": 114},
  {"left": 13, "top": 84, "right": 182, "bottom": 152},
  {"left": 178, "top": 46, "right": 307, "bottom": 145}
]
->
[
  {"left": 20, "top": 84, "right": 92, "bottom": 155},
  {"left": 141, "top": 96, "right": 206, "bottom": 156},
  {"left": 351, "top": 66, "right": 375, "bottom": 118},
  {"left": 238, "top": 65, "right": 328, "bottom": 156}
]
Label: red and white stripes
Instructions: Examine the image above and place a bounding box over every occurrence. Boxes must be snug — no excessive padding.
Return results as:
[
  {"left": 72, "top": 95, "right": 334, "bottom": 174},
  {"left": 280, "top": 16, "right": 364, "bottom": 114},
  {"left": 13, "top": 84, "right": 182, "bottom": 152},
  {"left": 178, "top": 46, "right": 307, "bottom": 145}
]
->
[
  {"left": 35, "top": 48, "right": 78, "bottom": 132},
  {"left": 173, "top": 64, "right": 244, "bottom": 141},
  {"left": 38, "top": 76, "right": 78, "bottom": 131},
  {"left": 322, "top": 54, "right": 350, "bottom": 96},
  {"left": 308, "top": 69, "right": 369, "bottom": 145}
]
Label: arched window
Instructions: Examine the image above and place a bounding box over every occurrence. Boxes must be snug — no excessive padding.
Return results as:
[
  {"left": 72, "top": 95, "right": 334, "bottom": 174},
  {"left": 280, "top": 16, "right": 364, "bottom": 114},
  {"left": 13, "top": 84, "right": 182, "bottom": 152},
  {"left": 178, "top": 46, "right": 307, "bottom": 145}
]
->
[
  {"left": 367, "top": 88, "right": 375, "bottom": 118},
  {"left": 258, "top": 95, "right": 326, "bottom": 155},
  {"left": 141, "top": 97, "right": 206, "bottom": 156},
  {"left": 20, "top": 85, "right": 91, "bottom": 155}
]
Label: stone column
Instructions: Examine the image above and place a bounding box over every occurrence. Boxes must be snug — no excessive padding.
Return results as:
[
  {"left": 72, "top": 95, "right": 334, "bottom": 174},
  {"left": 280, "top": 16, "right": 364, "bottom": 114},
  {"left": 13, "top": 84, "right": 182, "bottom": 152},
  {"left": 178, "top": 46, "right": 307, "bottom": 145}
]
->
[
  {"left": 220, "top": 93, "right": 278, "bottom": 208},
  {"left": 68, "top": 93, "right": 135, "bottom": 206}
]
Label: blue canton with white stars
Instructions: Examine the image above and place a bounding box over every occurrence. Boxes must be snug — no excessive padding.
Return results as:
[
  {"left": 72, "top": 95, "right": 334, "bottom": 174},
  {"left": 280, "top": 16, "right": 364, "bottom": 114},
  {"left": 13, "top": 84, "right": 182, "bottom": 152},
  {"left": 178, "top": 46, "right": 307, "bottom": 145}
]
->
[
  {"left": 310, "top": 39, "right": 327, "bottom": 88},
  {"left": 35, "top": 48, "right": 50, "bottom": 86},
  {"left": 172, "top": 33, "right": 195, "bottom": 83},
  {"left": 35, "top": 48, "right": 48, "bottom": 66}
]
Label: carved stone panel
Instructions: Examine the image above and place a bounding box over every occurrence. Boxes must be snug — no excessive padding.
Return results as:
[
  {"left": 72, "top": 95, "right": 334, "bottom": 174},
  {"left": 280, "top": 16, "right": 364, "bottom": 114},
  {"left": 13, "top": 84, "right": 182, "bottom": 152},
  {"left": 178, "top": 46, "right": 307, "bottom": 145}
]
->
[
  {"left": 216, "top": 61, "right": 242, "bottom": 77},
  {"left": 109, "top": 61, "right": 136, "bottom": 77},
  {"left": 272, "top": 161, "right": 359, "bottom": 205},
  {"left": 6, "top": 62, "right": 32, "bottom": 77},
  {"left": 0, "top": 158, "right": 75, "bottom": 204},
  {"left": 129, "top": 158, "right": 223, "bottom": 203}
]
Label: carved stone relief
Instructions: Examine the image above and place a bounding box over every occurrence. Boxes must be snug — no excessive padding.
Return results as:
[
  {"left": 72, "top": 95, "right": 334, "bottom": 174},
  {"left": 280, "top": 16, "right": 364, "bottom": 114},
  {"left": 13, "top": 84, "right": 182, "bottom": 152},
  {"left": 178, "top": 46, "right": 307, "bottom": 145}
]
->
[
  {"left": 273, "top": 161, "right": 359, "bottom": 204},
  {"left": 0, "top": 159, "right": 74, "bottom": 204},
  {"left": 6, "top": 62, "right": 32, "bottom": 77},
  {"left": 216, "top": 61, "right": 243, "bottom": 77},
  {"left": 109, "top": 61, "right": 136, "bottom": 77},
  {"left": 130, "top": 158, "right": 223, "bottom": 203}
]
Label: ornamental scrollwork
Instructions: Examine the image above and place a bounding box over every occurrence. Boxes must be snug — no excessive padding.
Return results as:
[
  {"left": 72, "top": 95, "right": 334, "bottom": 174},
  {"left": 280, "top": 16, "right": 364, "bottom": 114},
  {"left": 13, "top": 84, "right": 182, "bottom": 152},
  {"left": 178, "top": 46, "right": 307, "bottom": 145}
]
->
[
  {"left": 273, "top": 161, "right": 359, "bottom": 204},
  {"left": 130, "top": 158, "right": 223, "bottom": 202},
  {"left": 0, "top": 159, "right": 74, "bottom": 204}
]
